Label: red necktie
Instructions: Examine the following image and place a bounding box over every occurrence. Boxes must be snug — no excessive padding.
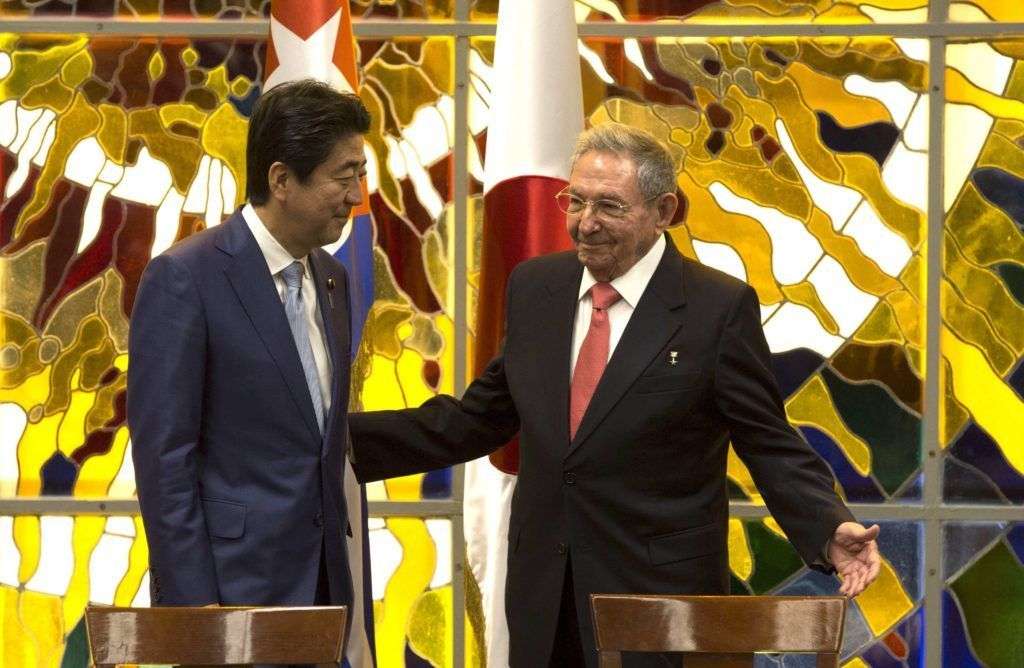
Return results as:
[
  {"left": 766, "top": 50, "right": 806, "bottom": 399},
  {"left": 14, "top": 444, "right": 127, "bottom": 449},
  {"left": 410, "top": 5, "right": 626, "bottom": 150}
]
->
[{"left": 570, "top": 282, "right": 622, "bottom": 440}]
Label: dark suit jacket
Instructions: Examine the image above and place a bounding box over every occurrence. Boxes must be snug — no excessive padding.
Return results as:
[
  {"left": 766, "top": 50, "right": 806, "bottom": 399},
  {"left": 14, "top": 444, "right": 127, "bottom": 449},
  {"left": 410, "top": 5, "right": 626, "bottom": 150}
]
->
[
  {"left": 128, "top": 210, "right": 353, "bottom": 608},
  {"left": 350, "top": 238, "right": 853, "bottom": 667}
]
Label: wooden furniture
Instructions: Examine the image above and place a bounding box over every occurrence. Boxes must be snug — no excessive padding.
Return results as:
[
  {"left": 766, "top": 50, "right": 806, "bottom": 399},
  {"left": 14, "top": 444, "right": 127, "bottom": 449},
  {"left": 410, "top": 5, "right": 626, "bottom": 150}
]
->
[
  {"left": 84, "top": 605, "right": 347, "bottom": 667},
  {"left": 590, "top": 594, "right": 846, "bottom": 668}
]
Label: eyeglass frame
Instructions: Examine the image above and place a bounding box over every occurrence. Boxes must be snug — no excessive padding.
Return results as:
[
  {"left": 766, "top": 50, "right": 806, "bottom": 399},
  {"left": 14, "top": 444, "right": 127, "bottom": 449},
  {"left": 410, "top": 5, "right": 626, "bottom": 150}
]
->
[{"left": 554, "top": 188, "right": 667, "bottom": 219}]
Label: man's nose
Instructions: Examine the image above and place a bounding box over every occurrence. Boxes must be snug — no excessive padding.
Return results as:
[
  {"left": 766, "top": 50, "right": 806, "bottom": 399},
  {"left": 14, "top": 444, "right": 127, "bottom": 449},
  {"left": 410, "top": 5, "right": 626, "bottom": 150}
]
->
[
  {"left": 347, "top": 181, "right": 364, "bottom": 206},
  {"left": 577, "top": 209, "right": 601, "bottom": 234}
]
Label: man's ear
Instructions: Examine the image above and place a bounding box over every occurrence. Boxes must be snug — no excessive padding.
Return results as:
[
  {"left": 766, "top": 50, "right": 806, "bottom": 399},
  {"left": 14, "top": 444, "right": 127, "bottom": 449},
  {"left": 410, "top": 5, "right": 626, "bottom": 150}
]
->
[
  {"left": 266, "top": 161, "right": 290, "bottom": 203},
  {"left": 655, "top": 191, "right": 679, "bottom": 231}
]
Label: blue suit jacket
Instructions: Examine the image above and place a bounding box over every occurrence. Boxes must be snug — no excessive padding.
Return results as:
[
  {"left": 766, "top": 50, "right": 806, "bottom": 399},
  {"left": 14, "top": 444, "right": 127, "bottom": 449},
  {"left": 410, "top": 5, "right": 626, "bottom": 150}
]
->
[{"left": 128, "top": 210, "right": 353, "bottom": 607}]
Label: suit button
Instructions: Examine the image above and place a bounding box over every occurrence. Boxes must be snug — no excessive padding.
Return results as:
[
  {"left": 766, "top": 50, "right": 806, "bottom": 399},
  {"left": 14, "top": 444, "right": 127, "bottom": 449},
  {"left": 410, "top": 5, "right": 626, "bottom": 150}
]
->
[
  {"left": 556, "top": 542, "right": 567, "bottom": 555},
  {"left": 563, "top": 472, "right": 576, "bottom": 485},
  {"left": 313, "top": 512, "right": 323, "bottom": 527}
]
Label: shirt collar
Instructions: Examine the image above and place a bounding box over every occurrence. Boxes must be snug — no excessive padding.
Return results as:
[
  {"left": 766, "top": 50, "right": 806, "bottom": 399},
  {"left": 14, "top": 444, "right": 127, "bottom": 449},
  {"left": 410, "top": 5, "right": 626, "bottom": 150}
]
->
[
  {"left": 242, "top": 203, "right": 309, "bottom": 277},
  {"left": 577, "top": 234, "right": 666, "bottom": 308}
]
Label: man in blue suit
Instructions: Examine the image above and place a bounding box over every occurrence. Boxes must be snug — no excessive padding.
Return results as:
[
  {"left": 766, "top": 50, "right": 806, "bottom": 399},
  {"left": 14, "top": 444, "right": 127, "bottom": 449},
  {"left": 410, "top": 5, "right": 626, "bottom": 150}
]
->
[{"left": 128, "top": 79, "right": 369, "bottom": 643}]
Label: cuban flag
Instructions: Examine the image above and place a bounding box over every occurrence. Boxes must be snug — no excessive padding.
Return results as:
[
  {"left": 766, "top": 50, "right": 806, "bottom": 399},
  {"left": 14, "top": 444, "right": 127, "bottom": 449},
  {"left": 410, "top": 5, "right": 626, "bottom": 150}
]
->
[
  {"left": 265, "top": 1, "right": 375, "bottom": 666},
  {"left": 463, "top": 1, "right": 584, "bottom": 665}
]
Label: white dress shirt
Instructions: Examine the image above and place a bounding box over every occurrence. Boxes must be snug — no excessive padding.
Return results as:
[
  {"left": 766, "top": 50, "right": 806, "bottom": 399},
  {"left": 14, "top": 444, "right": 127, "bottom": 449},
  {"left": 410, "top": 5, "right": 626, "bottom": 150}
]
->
[
  {"left": 570, "top": 234, "right": 666, "bottom": 376},
  {"left": 242, "top": 203, "right": 332, "bottom": 415}
]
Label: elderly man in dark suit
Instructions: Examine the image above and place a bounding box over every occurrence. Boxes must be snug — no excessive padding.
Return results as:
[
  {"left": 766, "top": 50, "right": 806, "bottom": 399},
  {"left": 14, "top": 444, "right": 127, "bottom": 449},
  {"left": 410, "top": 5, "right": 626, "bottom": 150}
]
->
[
  {"left": 349, "top": 123, "right": 880, "bottom": 667},
  {"left": 128, "top": 80, "right": 372, "bottom": 665}
]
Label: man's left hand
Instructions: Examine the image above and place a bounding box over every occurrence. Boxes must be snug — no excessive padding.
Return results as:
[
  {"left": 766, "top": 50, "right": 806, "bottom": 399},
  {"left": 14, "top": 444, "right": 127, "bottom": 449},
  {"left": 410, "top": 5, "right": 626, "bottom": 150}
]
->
[{"left": 829, "top": 522, "right": 881, "bottom": 597}]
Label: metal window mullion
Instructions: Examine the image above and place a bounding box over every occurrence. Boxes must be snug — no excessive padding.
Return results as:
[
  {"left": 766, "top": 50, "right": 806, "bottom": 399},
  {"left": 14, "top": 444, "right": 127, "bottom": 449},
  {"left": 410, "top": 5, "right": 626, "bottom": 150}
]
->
[
  {"left": 925, "top": 1, "right": 949, "bottom": 665},
  {"left": 3, "top": 17, "right": 1024, "bottom": 38},
  {"left": 728, "top": 503, "right": 1024, "bottom": 520},
  {"left": 0, "top": 498, "right": 460, "bottom": 515},
  {"left": 6, "top": 498, "right": 1023, "bottom": 520},
  {"left": 451, "top": 1, "right": 471, "bottom": 665}
]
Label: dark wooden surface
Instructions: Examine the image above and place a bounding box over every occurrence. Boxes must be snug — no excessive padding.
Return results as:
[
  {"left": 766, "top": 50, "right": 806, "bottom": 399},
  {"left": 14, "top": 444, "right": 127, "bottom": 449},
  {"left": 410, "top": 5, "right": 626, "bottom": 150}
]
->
[
  {"left": 590, "top": 595, "right": 846, "bottom": 668},
  {"left": 85, "top": 605, "right": 347, "bottom": 667}
]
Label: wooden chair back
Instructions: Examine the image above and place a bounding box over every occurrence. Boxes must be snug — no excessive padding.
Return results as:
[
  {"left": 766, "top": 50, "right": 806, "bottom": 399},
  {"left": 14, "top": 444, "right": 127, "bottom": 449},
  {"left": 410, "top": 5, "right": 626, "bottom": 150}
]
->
[
  {"left": 590, "top": 595, "right": 846, "bottom": 668},
  {"left": 84, "top": 605, "right": 347, "bottom": 667}
]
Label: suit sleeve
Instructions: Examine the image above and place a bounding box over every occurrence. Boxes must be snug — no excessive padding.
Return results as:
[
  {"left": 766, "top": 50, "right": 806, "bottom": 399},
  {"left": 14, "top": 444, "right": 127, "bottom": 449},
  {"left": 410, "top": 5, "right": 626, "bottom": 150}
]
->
[
  {"left": 349, "top": 348, "right": 520, "bottom": 482},
  {"left": 349, "top": 265, "right": 524, "bottom": 482},
  {"left": 713, "top": 285, "right": 854, "bottom": 572},
  {"left": 128, "top": 253, "right": 219, "bottom": 605}
]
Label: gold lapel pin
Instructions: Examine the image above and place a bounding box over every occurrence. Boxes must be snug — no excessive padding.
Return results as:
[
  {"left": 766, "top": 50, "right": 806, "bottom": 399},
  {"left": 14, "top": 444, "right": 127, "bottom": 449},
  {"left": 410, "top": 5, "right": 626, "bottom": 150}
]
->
[
  {"left": 327, "top": 278, "right": 335, "bottom": 290},
  {"left": 668, "top": 351, "right": 678, "bottom": 366}
]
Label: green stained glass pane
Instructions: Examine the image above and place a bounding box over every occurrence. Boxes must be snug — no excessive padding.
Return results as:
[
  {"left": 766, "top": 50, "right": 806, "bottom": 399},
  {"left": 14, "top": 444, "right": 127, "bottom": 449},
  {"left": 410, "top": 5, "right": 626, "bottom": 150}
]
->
[
  {"left": 744, "top": 520, "right": 803, "bottom": 594},
  {"left": 944, "top": 522, "right": 1024, "bottom": 668},
  {"left": 59, "top": 618, "right": 89, "bottom": 668}
]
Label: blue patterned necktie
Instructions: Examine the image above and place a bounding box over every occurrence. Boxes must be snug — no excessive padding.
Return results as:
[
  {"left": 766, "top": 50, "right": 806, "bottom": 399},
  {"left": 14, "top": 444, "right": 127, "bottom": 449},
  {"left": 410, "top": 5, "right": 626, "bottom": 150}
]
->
[{"left": 281, "top": 261, "right": 325, "bottom": 434}]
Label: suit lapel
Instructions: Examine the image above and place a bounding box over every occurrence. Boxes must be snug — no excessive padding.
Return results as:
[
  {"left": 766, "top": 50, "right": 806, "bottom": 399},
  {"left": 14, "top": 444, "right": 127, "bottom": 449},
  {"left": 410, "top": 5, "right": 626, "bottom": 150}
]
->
[
  {"left": 526, "top": 259, "right": 581, "bottom": 449},
  {"left": 218, "top": 214, "right": 322, "bottom": 443},
  {"left": 568, "top": 239, "right": 689, "bottom": 454},
  {"left": 309, "top": 250, "right": 350, "bottom": 445}
]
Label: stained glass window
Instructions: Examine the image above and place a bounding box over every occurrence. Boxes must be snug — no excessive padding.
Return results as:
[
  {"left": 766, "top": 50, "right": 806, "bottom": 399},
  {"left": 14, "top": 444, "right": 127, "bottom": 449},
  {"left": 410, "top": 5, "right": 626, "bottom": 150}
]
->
[
  {"left": 369, "top": 517, "right": 473, "bottom": 666},
  {"left": 942, "top": 38, "right": 1024, "bottom": 506},
  {"left": 0, "top": 513, "right": 147, "bottom": 665},
  {"left": 1, "top": 29, "right": 459, "bottom": 665},
  {"left": 1, "top": 34, "right": 260, "bottom": 498},
  {"left": 3, "top": 3, "right": 1024, "bottom": 667}
]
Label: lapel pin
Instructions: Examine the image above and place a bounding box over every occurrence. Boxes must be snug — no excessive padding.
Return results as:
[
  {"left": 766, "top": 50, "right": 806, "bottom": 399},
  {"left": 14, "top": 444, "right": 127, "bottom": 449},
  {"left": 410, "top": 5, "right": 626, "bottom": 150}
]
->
[
  {"left": 668, "top": 351, "right": 678, "bottom": 366},
  {"left": 327, "top": 278, "right": 335, "bottom": 290},
  {"left": 326, "top": 277, "right": 335, "bottom": 308}
]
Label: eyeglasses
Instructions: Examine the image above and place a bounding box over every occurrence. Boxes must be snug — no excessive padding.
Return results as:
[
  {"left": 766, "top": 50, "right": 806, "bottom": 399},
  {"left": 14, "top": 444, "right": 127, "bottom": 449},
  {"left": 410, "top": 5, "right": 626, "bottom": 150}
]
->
[{"left": 554, "top": 189, "right": 663, "bottom": 219}]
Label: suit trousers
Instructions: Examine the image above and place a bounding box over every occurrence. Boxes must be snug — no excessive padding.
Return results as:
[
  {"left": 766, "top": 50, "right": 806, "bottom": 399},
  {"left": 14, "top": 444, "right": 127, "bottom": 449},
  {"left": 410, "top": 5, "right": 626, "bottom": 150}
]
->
[
  {"left": 272, "top": 542, "right": 334, "bottom": 668},
  {"left": 550, "top": 559, "right": 684, "bottom": 668},
  {"left": 550, "top": 559, "right": 586, "bottom": 667}
]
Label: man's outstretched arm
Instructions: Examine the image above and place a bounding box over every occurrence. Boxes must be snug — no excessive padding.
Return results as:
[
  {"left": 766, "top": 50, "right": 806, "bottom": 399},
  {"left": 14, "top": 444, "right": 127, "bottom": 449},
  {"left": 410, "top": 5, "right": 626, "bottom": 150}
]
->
[
  {"left": 349, "top": 349, "right": 520, "bottom": 482},
  {"left": 714, "top": 285, "right": 880, "bottom": 595}
]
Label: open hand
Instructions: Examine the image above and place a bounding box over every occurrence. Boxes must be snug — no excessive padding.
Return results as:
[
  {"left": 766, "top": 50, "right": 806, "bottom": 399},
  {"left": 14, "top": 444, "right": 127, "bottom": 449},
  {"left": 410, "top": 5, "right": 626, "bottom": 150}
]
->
[{"left": 829, "top": 522, "right": 881, "bottom": 597}]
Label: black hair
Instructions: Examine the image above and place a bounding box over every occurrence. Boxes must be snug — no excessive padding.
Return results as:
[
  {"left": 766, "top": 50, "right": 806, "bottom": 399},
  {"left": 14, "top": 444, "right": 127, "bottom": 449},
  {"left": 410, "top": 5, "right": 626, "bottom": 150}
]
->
[{"left": 246, "top": 78, "right": 371, "bottom": 205}]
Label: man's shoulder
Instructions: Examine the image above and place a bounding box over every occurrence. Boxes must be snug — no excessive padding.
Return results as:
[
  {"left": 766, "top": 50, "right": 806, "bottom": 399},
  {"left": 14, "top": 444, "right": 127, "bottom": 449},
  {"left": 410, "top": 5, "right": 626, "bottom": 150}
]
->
[
  {"left": 161, "top": 226, "right": 219, "bottom": 263},
  {"left": 137, "top": 214, "right": 245, "bottom": 296},
  {"left": 160, "top": 212, "right": 237, "bottom": 265}
]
